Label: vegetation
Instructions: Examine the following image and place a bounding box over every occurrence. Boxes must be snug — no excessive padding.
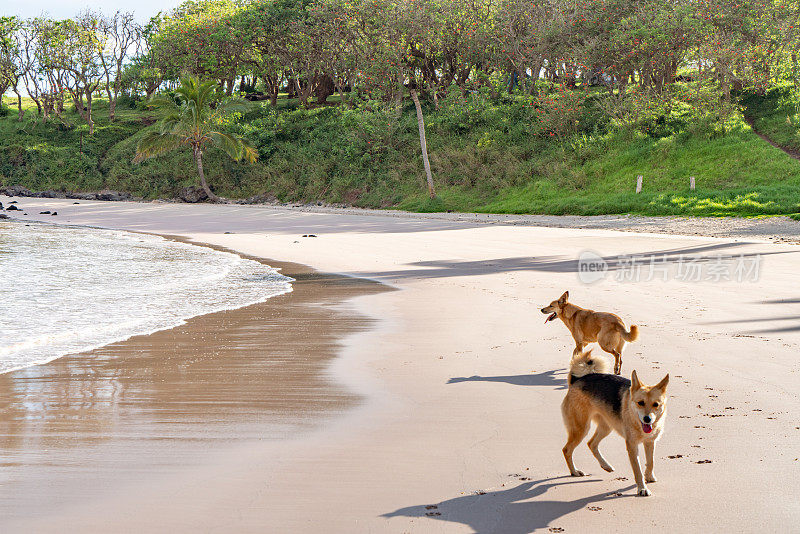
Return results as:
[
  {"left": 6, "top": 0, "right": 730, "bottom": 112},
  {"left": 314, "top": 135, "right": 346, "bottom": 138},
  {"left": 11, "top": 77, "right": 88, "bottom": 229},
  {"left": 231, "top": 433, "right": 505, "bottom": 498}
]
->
[
  {"left": 134, "top": 76, "right": 257, "bottom": 201},
  {"left": 1, "top": 0, "right": 800, "bottom": 217}
]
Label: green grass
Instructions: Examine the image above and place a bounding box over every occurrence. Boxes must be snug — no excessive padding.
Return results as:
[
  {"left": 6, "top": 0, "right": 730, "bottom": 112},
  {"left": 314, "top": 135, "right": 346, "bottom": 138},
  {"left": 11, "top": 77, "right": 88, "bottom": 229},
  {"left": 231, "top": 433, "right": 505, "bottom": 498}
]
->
[
  {"left": 2, "top": 90, "right": 800, "bottom": 218},
  {"left": 741, "top": 85, "right": 800, "bottom": 153}
]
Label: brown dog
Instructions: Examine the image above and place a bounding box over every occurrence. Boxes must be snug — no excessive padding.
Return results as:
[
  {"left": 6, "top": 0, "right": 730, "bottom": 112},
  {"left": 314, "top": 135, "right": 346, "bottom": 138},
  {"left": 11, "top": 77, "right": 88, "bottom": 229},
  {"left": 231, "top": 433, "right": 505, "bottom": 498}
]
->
[
  {"left": 561, "top": 351, "right": 669, "bottom": 496},
  {"left": 541, "top": 291, "right": 638, "bottom": 374}
]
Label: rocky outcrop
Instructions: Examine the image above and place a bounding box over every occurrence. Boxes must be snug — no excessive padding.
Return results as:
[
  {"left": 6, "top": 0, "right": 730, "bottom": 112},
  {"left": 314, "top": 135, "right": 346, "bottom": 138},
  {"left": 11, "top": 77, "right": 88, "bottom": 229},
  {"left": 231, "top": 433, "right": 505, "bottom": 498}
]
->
[
  {"left": 177, "top": 186, "right": 208, "bottom": 203},
  {"left": 95, "top": 190, "right": 132, "bottom": 201},
  {"left": 0, "top": 185, "right": 33, "bottom": 197},
  {"left": 6, "top": 205, "right": 20, "bottom": 211},
  {"left": 0, "top": 186, "right": 133, "bottom": 202}
]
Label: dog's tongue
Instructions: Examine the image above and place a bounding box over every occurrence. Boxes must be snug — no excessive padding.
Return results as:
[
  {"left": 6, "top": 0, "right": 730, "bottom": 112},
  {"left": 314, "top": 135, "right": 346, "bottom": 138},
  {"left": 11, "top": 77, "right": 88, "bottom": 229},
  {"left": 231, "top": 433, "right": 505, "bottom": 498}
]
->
[
  {"left": 642, "top": 422, "right": 653, "bottom": 434},
  {"left": 544, "top": 312, "right": 557, "bottom": 324}
]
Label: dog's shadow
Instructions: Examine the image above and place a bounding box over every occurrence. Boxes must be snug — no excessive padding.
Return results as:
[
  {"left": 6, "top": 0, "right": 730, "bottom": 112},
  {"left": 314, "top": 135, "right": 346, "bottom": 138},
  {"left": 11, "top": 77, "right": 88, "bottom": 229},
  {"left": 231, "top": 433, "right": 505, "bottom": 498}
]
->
[
  {"left": 382, "top": 476, "right": 635, "bottom": 533},
  {"left": 448, "top": 369, "right": 567, "bottom": 389}
]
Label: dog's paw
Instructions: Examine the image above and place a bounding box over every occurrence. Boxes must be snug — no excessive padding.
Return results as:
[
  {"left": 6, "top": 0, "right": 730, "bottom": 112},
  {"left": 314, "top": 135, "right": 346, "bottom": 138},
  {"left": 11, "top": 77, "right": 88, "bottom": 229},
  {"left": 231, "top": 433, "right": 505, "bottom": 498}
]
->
[
  {"left": 601, "top": 463, "right": 615, "bottom": 473},
  {"left": 637, "top": 487, "right": 651, "bottom": 497},
  {"left": 570, "top": 470, "right": 585, "bottom": 477},
  {"left": 645, "top": 474, "right": 657, "bottom": 483}
]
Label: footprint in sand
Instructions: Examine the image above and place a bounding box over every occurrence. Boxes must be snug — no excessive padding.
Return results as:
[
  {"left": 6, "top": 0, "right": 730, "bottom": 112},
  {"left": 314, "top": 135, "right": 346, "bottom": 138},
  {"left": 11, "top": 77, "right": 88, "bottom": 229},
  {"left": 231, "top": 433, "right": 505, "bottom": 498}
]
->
[
  {"left": 587, "top": 506, "right": 602, "bottom": 511},
  {"left": 614, "top": 477, "right": 628, "bottom": 481},
  {"left": 549, "top": 528, "right": 565, "bottom": 533},
  {"left": 425, "top": 512, "right": 442, "bottom": 517},
  {"left": 696, "top": 459, "right": 712, "bottom": 464},
  {"left": 425, "top": 505, "right": 438, "bottom": 510},
  {"left": 667, "top": 454, "right": 683, "bottom": 459}
]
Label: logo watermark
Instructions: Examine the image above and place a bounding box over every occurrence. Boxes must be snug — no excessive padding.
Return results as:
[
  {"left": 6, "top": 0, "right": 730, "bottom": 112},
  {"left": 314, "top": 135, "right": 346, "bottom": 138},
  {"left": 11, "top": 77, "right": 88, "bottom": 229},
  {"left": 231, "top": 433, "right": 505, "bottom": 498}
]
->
[
  {"left": 577, "top": 250, "right": 608, "bottom": 284},
  {"left": 577, "top": 250, "right": 761, "bottom": 284}
]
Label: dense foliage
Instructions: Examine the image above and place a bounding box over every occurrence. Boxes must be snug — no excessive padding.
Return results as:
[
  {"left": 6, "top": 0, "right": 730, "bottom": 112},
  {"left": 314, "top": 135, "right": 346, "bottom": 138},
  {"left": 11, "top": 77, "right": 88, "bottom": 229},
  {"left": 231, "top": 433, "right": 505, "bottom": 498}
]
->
[{"left": 2, "top": 0, "right": 800, "bottom": 215}]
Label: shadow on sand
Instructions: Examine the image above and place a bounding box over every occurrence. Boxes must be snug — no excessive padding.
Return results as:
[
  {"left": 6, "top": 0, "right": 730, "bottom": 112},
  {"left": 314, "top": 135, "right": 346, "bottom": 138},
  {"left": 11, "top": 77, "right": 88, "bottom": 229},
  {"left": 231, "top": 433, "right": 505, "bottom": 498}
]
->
[
  {"left": 447, "top": 369, "right": 568, "bottom": 390},
  {"left": 357, "top": 242, "right": 795, "bottom": 281},
  {"left": 383, "top": 476, "right": 635, "bottom": 533}
]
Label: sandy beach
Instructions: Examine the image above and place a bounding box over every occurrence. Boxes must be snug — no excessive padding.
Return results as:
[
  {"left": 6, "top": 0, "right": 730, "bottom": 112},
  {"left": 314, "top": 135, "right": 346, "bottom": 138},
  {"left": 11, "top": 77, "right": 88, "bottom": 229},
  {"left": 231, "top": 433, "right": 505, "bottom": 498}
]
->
[{"left": 2, "top": 196, "right": 800, "bottom": 533}]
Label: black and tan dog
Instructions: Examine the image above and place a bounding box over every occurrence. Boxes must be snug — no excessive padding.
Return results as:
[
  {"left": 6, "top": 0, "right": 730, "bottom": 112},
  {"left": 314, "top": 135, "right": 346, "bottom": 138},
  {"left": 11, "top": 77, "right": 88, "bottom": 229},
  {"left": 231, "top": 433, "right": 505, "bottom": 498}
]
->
[
  {"left": 561, "top": 351, "right": 669, "bottom": 496},
  {"left": 541, "top": 291, "right": 638, "bottom": 374}
]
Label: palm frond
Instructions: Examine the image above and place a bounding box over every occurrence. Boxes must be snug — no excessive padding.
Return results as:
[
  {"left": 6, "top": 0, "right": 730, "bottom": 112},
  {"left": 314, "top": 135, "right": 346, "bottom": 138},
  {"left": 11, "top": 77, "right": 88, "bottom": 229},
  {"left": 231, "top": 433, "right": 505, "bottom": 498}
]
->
[
  {"left": 134, "top": 131, "right": 183, "bottom": 163},
  {"left": 208, "top": 131, "right": 245, "bottom": 160},
  {"left": 240, "top": 141, "right": 259, "bottom": 163}
]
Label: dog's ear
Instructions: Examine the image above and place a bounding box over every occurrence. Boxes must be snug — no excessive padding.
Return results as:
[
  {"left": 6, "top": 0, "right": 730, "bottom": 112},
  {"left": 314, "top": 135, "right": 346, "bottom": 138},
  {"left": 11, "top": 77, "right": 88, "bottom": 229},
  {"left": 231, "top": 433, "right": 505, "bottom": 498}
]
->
[
  {"left": 654, "top": 374, "right": 669, "bottom": 392},
  {"left": 630, "top": 370, "right": 641, "bottom": 391},
  {"left": 559, "top": 291, "right": 569, "bottom": 304}
]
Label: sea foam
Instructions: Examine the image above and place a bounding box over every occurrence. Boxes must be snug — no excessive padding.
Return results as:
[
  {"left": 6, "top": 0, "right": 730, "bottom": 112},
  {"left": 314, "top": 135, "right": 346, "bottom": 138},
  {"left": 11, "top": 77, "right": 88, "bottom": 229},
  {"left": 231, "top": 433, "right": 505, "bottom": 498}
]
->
[{"left": 0, "top": 221, "right": 292, "bottom": 373}]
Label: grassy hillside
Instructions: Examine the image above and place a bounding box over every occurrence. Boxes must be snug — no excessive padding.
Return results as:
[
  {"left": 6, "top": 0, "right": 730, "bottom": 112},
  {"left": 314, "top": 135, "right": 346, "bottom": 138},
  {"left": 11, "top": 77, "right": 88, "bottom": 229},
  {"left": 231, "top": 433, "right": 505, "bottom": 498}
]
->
[{"left": 2, "top": 90, "right": 800, "bottom": 217}]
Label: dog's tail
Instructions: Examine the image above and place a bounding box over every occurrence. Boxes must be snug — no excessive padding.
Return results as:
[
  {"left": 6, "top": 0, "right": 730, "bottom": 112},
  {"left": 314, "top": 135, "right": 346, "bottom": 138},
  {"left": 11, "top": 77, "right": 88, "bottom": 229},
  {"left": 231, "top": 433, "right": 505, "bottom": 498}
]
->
[
  {"left": 621, "top": 324, "right": 639, "bottom": 342},
  {"left": 568, "top": 349, "right": 611, "bottom": 384}
]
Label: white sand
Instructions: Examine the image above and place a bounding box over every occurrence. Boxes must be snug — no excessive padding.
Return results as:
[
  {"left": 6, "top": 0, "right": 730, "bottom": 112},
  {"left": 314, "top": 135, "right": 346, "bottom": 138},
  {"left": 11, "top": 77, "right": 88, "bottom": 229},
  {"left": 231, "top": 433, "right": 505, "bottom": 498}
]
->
[{"left": 5, "top": 197, "right": 800, "bottom": 533}]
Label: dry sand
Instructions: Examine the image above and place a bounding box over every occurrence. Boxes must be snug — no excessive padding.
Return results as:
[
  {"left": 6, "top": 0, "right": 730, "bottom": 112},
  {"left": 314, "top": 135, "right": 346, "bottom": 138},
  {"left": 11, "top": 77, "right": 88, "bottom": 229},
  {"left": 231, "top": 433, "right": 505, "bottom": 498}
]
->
[{"left": 2, "top": 196, "right": 800, "bottom": 533}]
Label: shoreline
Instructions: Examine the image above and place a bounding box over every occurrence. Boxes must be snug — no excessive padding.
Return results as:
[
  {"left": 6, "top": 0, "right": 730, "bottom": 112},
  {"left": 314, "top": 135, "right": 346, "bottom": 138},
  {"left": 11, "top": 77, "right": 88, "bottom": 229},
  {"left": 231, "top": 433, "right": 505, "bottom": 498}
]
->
[
  {"left": 0, "top": 235, "right": 390, "bottom": 526},
  {"left": 3, "top": 197, "right": 800, "bottom": 532}
]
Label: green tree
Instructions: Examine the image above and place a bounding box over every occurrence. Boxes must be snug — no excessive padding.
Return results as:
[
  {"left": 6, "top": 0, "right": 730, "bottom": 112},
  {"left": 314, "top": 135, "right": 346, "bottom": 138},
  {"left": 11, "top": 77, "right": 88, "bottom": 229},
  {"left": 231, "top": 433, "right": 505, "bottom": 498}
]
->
[{"left": 134, "top": 76, "right": 257, "bottom": 202}]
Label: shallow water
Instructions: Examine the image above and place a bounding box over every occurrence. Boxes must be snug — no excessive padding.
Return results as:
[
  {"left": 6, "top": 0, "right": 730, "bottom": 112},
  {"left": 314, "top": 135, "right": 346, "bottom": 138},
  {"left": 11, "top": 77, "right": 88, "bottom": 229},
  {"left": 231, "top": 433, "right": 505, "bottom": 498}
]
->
[{"left": 0, "top": 221, "right": 292, "bottom": 373}]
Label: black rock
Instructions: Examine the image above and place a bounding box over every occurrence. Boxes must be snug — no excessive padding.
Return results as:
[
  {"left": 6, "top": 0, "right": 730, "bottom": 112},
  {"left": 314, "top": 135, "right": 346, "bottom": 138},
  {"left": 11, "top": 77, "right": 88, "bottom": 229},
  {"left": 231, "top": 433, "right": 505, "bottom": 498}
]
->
[
  {"left": 0, "top": 185, "right": 33, "bottom": 197},
  {"left": 0, "top": 214, "right": 8, "bottom": 219},
  {"left": 0, "top": 202, "right": 3, "bottom": 210},
  {"left": 177, "top": 186, "right": 208, "bottom": 203},
  {"left": 37, "top": 190, "right": 66, "bottom": 199},
  {"left": 6, "top": 205, "right": 20, "bottom": 211},
  {"left": 66, "top": 192, "right": 98, "bottom": 200},
  {"left": 40, "top": 211, "right": 51, "bottom": 214},
  {"left": 96, "top": 190, "right": 131, "bottom": 201},
  {"left": 73, "top": 202, "right": 80, "bottom": 204},
  {"left": 9, "top": 200, "right": 18, "bottom": 204},
  {"left": 51, "top": 211, "right": 57, "bottom": 215}
]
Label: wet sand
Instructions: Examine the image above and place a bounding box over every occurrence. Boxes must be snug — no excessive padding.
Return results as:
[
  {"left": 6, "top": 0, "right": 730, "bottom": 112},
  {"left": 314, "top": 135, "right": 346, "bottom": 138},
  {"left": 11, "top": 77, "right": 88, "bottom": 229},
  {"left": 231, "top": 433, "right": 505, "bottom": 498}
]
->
[
  {"left": 0, "top": 253, "right": 388, "bottom": 525},
  {"left": 3, "top": 197, "right": 800, "bottom": 532}
]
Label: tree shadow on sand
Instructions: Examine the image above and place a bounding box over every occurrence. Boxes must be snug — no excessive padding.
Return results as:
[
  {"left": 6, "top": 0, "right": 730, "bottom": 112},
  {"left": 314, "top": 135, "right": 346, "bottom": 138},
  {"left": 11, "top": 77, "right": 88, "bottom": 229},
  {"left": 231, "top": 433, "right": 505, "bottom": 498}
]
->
[
  {"left": 357, "top": 242, "right": 795, "bottom": 281},
  {"left": 383, "top": 476, "right": 635, "bottom": 533},
  {"left": 447, "top": 369, "right": 567, "bottom": 390}
]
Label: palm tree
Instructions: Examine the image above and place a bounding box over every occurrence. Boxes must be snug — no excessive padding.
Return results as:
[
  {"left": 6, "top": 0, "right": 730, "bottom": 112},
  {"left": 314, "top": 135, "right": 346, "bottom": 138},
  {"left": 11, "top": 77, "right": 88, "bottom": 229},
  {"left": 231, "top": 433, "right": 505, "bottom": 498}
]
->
[{"left": 134, "top": 76, "right": 257, "bottom": 202}]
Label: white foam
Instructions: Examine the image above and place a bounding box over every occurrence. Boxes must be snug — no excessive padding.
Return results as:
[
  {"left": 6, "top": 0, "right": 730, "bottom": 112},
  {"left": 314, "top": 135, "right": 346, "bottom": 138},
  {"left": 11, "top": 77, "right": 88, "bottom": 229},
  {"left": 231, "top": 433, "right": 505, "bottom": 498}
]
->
[{"left": 0, "top": 222, "right": 293, "bottom": 373}]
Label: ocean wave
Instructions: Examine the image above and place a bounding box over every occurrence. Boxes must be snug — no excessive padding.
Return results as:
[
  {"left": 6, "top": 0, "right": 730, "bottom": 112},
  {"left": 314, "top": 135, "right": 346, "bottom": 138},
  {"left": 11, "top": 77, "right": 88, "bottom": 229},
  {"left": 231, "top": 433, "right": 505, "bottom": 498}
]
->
[{"left": 0, "top": 222, "right": 293, "bottom": 373}]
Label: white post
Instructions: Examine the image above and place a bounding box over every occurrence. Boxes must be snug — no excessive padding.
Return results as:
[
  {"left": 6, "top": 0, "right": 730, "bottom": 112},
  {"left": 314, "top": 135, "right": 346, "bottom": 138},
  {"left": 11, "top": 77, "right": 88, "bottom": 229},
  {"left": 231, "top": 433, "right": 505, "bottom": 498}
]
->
[
  {"left": 690, "top": 176, "right": 695, "bottom": 190},
  {"left": 636, "top": 175, "right": 643, "bottom": 194}
]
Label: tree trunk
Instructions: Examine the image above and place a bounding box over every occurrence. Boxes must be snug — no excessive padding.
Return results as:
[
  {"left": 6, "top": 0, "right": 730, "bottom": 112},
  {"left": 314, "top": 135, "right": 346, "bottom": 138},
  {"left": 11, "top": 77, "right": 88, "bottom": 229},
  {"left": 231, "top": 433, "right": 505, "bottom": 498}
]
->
[
  {"left": 31, "top": 96, "right": 42, "bottom": 117},
  {"left": 86, "top": 88, "right": 94, "bottom": 135},
  {"left": 194, "top": 146, "right": 219, "bottom": 202},
  {"left": 410, "top": 89, "right": 435, "bottom": 199},
  {"left": 14, "top": 88, "right": 24, "bottom": 121}
]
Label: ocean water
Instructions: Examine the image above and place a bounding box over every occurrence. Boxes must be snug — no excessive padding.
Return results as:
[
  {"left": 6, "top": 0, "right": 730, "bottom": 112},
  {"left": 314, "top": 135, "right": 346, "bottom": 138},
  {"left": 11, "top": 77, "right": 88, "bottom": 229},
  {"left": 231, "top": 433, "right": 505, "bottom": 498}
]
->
[{"left": 0, "top": 221, "right": 293, "bottom": 374}]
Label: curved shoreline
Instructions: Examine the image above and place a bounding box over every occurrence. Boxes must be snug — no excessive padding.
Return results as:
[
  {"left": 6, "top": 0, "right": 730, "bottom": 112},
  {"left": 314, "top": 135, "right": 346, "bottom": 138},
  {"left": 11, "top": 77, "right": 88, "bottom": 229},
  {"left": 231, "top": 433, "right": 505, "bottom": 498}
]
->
[
  {"left": 0, "top": 221, "right": 295, "bottom": 376},
  {"left": 0, "top": 230, "right": 390, "bottom": 524}
]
